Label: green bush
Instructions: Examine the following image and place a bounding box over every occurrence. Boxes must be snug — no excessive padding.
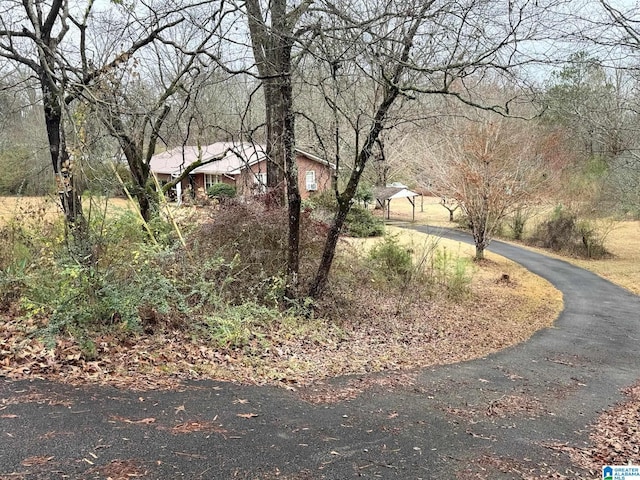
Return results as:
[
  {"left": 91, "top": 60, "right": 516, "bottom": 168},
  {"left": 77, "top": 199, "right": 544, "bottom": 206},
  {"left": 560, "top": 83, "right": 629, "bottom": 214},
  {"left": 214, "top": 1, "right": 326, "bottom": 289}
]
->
[
  {"left": 345, "top": 205, "right": 385, "bottom": 237},
  {"left": 354, "top": 185, "right": 374, "bottom": 207},
  {"left": 368, "top": 235, "right": 413, "bottom": 283},
  {"left": 203, "top": 302, "right": 279, "bottom": 351},
  {"left": 207, "top": 183, "right": 236, "bottom": 199},
  {"left": 508, "top": 206, "right": 531, "bottom": 241},
  {"left": 302, "top": 190, "right": 337, "bottom": 211}
]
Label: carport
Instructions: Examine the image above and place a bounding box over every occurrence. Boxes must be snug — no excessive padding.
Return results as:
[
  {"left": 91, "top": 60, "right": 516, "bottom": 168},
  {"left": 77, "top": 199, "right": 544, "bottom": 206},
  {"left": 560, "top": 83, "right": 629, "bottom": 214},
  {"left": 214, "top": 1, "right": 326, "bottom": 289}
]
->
[{"left": 374, "top": 186, "right": 421, "bottom": 221}]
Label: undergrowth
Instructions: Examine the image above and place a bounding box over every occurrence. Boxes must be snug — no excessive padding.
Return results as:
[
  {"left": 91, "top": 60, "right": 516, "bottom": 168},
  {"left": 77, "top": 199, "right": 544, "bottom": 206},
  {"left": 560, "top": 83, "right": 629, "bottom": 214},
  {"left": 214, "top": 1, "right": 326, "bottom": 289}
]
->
[
  {"left": 527, "top": 205, "right": 613, "bottom": 259},
  {"left": 0, "top": 196, "right": 476, "bottom": 362}
]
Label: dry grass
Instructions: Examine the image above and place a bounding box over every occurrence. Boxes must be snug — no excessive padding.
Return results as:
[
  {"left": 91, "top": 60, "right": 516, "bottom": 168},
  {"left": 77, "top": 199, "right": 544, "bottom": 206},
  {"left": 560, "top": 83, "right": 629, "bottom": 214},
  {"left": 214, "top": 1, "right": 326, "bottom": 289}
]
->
[
  {"left": 0, "top": 195, "right": 564, "bottom": 392},
  {"left": 388, "top": 197, "right": 640, "bottom": 296},
  {"left": 0, "top": 195, "right": 136, "bottom": 224},
  {"left": 372, "top": 194, "right": 453, "bottom": 226},
  {"left": 562, "top": 221, "right": 640, "bottom": 295}
]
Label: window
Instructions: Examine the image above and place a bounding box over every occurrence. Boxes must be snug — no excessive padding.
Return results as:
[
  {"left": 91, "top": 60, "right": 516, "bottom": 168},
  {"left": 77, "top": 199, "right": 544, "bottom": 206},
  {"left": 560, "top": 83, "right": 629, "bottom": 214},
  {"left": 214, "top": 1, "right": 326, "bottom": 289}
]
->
[
  {"left": 305, "top": 170, "right": 317, "bottom": 191},
  {"left": 204, "top": 174, "right": 221, "bottom": 190},
  {"left": 254, "top": 172, "right": 267, "bottom": 193}
]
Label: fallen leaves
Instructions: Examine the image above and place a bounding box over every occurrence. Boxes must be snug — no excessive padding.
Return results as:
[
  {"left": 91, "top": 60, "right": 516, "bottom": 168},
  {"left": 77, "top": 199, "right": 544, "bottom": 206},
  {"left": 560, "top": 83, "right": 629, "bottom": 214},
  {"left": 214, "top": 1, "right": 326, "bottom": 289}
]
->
[
  {"left": 85, "top": 459, "right": 147, "bottom": 479},
  {"left": 236, "top": 413, "right": 259, "bottom": 419},
  {"left": 110, "top": 416, "right": 156, "bottom": 425},
  {"left": 0, "top": 253, "right": 561, "bottom": 396},
  {"left": 169, "top": 421, "right": 227, "bottom": 434},
  {"left": 20, "top": 456, "right": 54, "bottom": 467},
  {"left": 549, "top": 382, "right": 640, "bottom": 472}
]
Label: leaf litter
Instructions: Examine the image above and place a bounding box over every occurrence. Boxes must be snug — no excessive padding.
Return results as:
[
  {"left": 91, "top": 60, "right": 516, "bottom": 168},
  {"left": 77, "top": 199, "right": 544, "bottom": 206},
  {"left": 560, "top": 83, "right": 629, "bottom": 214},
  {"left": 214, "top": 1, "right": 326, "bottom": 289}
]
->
[{"left": 0, "top": 258, "right": 561, "bottom": 402}]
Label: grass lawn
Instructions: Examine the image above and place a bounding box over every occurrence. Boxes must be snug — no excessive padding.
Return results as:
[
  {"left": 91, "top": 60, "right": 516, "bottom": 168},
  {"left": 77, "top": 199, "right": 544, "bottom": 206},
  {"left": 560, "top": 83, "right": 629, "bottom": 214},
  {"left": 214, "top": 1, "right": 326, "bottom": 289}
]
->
[{"left": 0, "top": 195, "right": 135, "bottom": 224}]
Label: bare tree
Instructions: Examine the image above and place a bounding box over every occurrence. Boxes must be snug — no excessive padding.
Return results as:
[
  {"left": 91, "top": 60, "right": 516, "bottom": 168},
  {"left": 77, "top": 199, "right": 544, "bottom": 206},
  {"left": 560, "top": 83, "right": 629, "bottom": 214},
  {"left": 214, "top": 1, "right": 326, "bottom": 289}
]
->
[
  {"left": 73, "top": 2, "right": 230, "bottom": 221},
  {"left": 567, "top": 1, "right": 640, "bottom": 216},
  {"left": 0, "top": 0, "right": 86, "bottom": 229},
  {"left": 430, "top": 115, "right": 553, "bottom": 260},
  {"left": 244, "top": 0, "right": 318, "bottom": 297},
  {"left": 305, "top": 0, "right": 568, "bottom": 296},
  {"left": 0, "top": 69, "right": 51, "bottom": 194}
]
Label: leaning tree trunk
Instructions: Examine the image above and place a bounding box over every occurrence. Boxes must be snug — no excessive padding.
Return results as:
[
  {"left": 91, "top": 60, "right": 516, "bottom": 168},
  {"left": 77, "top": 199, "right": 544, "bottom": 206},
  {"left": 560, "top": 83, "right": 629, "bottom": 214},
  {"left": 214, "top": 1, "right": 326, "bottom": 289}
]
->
[{"left": 309, "top": 82, "right": 400, "bottom": 299}]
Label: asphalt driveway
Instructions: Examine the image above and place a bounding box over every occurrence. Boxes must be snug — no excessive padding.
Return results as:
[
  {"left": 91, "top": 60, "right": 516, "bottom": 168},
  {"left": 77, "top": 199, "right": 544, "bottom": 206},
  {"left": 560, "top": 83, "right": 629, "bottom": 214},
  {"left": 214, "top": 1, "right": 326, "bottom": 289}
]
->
[{"left": 1, "top": 227, "right": 639, "bottom": 479}]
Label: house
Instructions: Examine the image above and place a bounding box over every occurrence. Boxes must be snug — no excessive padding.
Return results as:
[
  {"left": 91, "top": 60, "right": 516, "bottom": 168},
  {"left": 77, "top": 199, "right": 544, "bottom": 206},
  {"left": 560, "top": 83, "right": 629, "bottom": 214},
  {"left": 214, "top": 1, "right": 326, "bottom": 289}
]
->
[{"left": 149, "top": 142, "right": 334, "bottom": 201}]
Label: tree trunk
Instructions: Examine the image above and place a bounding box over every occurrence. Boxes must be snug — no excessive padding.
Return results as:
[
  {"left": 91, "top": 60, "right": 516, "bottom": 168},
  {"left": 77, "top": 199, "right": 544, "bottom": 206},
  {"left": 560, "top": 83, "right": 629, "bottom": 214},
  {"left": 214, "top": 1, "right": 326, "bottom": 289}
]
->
[
  {"left": 279, "top": 48, "right": 301, "bottom": 297},
  {"left": 245, "top": 0, "right": 300, "bottom": 295},
  {"left": 264, "top": 81, "right": 286, "bottom": 197},
  {"left": 113, "top": 121, "right": 157, "bottom": 223},
  {"left": 127, "top": 151, "right": 155, "bottom": 223},
  {"left": 309, "top": 83, "right": 401, "bottom": 299},
  {"left": 308, "top": 198, "right": 351, "bottom": 299},
  {"left": 42, "top": 80, "right": 86, "bottom": 239},
  {"left": 472, "top": 221, "right": 487, "bottom": 261}
]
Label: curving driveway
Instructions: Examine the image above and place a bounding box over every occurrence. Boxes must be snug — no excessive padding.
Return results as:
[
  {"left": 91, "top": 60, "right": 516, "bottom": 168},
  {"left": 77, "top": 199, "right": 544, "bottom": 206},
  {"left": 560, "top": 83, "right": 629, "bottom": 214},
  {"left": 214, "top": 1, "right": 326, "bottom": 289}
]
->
[{"left": 1, "top": 227, "right": 639, "bottom": 479}]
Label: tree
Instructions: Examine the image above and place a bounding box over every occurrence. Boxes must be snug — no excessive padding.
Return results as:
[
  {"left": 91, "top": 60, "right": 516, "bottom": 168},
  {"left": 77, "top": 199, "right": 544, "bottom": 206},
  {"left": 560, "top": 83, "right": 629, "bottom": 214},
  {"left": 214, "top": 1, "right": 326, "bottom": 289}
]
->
[
  {"left": 304, "top": 0, "right": 568, "bottom": 296},
  {"left": 572, "top": 1, "right": 640, "bottom": 217},
  {"left": 73, "top": 2, "right": 227, "bottom": 221},
  {"left": 244, "top": 0, "right": 316, "bottom": 297},
  {"left": 0, "top": 70, "right": 51, "bottom": 195},
  {"left": 0, "top": 0, "right": 86, "bottom": 229},
  {"left": 431, "top": 115, "right": 553, "bottom": 260},
  {"left": 543, "top": 52, "right": 632, "bottom": 161}
]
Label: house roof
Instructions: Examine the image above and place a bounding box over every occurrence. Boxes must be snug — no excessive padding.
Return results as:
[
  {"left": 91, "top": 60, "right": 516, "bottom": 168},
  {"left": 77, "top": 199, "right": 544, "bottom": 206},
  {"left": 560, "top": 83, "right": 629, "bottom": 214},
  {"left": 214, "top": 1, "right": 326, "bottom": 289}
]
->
[
  {"left": 149, "top": 142, "right": 333, "bottom": 176},
  {"left": 149, "top": 142, "right": 266, "bottom": 176}
]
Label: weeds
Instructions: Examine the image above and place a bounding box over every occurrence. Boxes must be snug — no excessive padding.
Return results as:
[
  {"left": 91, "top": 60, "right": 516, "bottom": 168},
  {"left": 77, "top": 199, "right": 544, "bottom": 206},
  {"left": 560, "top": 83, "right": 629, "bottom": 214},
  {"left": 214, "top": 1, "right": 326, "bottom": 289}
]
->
[
  {"left": 0, "top": 194, "right": 476, "bottom": 368},
  {"left": 432, "top": 246, "right": 474, "bottom": 300},
  {"left": 366, "top": 234, "right": 473, "bottom": 302},
  {"left": 368, "top": 235, "right": 413, "bottom": 284}
]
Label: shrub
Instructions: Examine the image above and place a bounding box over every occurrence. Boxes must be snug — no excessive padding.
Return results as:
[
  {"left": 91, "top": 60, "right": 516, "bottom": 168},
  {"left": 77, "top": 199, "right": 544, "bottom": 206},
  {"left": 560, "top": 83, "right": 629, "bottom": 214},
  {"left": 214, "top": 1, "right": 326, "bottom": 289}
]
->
[
  {"left": 432, "top": 246, "right": 473, "bottom": 300},
  {"left": 528, "top": 205, "right": 611, "bottom": 258},
  {"left": 344, "top": 205, "right": 385, "bottom": 237},
  {"left": 302, "top": 190, "right": 337, "bottom": 211},
  {"left": 207, "top": 183, "right": 236, "bottom": 199},
  {"left": 508, "top": 206, "right": 532, "bottom": 241},
  {"left": 202, "top": 302, "right": 279, "bottom": 351},
  {"left": 368, "top": 235, "right": 413, "bottom": 284},
  {"left": 184, "top": 202, "right": 327, "bottom": 305},
  {"left": 354, "top": 185, "right": 374, "bottom": 207}
]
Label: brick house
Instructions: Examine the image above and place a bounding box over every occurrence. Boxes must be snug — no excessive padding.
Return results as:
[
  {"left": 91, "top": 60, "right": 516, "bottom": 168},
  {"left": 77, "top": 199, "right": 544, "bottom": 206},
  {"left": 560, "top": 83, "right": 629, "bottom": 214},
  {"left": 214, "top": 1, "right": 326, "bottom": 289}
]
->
[{"left": 149, "top": 142, "right": 334, "bottom": 201}]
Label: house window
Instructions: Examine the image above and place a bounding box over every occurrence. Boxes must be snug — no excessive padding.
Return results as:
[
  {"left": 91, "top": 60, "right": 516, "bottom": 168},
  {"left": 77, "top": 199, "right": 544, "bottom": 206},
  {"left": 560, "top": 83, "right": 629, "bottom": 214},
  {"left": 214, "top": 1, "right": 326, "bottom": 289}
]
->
[
  {"left": 204, "top": 174, "right": 221, "bottom": 190},
  {"left": 254, "top": 172, "right": 267, "bottom": 193},
  {"left": 305, "top": 170, "right": 317, "bottom": 191}
]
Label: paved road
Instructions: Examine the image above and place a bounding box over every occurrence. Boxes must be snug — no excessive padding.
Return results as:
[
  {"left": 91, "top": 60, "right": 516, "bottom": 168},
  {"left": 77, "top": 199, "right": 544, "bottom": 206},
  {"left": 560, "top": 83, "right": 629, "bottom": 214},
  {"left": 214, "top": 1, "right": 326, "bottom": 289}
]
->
[{"left": 1, "top": 228, "right": 639, "bottom": 479}]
